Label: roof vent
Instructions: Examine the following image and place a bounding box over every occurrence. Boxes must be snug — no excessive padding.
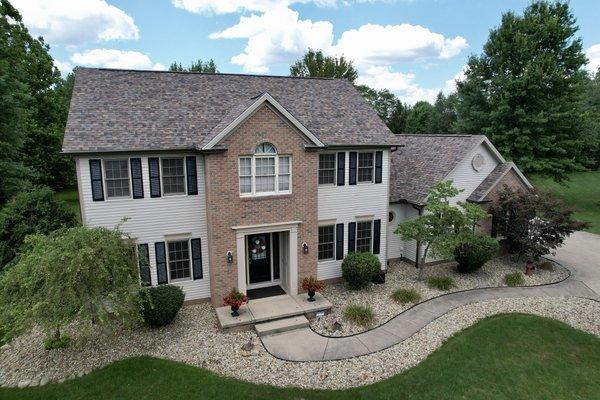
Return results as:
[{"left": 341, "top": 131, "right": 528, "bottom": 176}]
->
[{"left": 472, "top": 153, "right": 486, "bottom": 171}]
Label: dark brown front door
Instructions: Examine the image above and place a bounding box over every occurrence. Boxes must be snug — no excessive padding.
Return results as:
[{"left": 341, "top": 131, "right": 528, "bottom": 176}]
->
[{"left": 248, "top": 234, "right": 271, "bottom": 284}]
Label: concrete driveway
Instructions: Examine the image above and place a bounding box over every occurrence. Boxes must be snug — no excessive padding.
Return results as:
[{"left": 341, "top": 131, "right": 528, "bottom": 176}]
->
[{"left": 549, "top": 231, "right": 600, "bottom": 296}]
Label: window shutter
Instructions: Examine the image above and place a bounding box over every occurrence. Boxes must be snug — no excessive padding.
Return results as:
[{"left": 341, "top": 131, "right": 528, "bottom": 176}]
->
[
  {"left": 336, "top": 152, "right": 345, "bottom": 186},
  {"left": 375, "top": 151, "right": 383, "bottom": 184},
  {"left": 130, "top": 158, "right": 144, "bottom": 199},
  {"left": 186, "top": 156, "right": 198, "bottom": 195},
  {"left": 191, "top": 238, "right": 203, "bottom": 280},
  {"left": 349, "top": 152, "right": 357, "bottom": 185},
  {"left": 155, "top": 242, "right": 168, "bottom": 284},
  {"left": 148, "top": 158, "right": 161, "bottom": 198},
  {"left": 89, "top": 159, "right": 104, "bottom": 201},
  {"left": 348, "top": 222, "right": 356, "bottom": 253},
  {"left": 373, "top": 219, "right": 381, "bottom": 254},
  {"left": 336, "top": 223, "right": 344, "bottom": 260},
  {"left": 137, "top": 244, "right": 151, "bottom": 286}
]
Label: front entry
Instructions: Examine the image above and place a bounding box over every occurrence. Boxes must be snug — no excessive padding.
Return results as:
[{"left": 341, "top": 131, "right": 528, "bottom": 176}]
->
[{"left": 247, "top": 232, "right": 281, "bottom": 287}]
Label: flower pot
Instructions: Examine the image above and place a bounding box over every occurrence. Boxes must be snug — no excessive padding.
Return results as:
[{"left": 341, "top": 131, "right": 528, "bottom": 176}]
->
[
  {"left": 307, "top": 290, "right": 316, "bottom": 302},
  {"left": 231, "top": 304, "right": 240, "bottom": 317}
]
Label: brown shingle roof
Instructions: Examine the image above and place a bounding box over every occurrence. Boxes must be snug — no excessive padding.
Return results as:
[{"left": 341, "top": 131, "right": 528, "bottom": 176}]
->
[{"left": 63, "top": 68, "right": 397, "bottom": 153}]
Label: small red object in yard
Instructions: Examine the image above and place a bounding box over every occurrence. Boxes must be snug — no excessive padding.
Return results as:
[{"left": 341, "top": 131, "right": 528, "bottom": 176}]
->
[{"left": 525, "top": 260, "right": 535, "bottom": 276}]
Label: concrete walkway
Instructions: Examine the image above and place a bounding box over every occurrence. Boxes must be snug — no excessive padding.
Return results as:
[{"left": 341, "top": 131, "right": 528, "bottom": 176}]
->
[{"left": 260, "top": 278, "right": 598, "bottom": 362}]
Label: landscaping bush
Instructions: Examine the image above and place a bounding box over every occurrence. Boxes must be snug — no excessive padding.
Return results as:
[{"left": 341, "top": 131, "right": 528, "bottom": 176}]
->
[
  {"left": 342, "top": 304, "right": 375, "bottom": 327},
  {"left": 427, "top": 276, "right": 455, "bottom": 291},
  {"left": 391, "top": 288, "right": 422, "bottom": 304},
  {"left": 454, "top": 234, "right": 499, "bottom": 273},
  {"left": 43, "top": 334, "right": 70, "bottom": 350},
  {"left": 341, "top": 252, "right": 381, "bottom": 290},
  {"left": 538, "top": 260, "right": 554, "bottom": 271},
  {"left": 141, "top": 285, "right": 185, "bottom": 327},
  {"left": 505, "top": 272, "right": 525, "bottom": 287}
]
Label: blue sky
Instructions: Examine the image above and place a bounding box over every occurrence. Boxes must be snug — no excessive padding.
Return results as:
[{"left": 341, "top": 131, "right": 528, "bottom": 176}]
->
[{"left": 12, "top": 0, "right": 600, "bottom": 104}]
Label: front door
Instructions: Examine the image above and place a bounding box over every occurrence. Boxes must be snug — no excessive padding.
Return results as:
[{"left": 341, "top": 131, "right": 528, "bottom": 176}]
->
[{"left": 247, "top": 234, "right": 271, "bottom": 284}]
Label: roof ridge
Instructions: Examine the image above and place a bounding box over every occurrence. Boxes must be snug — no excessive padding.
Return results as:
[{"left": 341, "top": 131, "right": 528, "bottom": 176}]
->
[{"left": 398, "top": 134, "right": 481, "bottom": 138}]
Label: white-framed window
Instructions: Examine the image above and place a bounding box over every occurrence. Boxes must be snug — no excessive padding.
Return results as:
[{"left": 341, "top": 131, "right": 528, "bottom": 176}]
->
[
  {"left": 161, "top": 157, "right": 186, "bottom": 195},
  {"left": 104, "top": 159, "right": 131, "bottom": 199},
  {"left": 356, "top": 220, "right": 373, "bottom": 252},
  {"left": 357, "top": 152, "right": 374, "bottom": 183},
  {"left": 318, "top": 153, "right": 336, "bottom": 185},
  {"left": 238, "top": 142, "right": 292, "bottom": 197},
  {"left": 318, "top": 225, "right": 335, "bottom": 261},
  {"left": 167, "top": 239, "right": 191, "bottom": 281}
]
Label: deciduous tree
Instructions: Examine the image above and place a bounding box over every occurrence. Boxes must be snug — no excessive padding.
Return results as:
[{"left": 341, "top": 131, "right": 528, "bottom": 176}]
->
[{"left": 290, "top": 49, "right": 358, "bottom": 83}]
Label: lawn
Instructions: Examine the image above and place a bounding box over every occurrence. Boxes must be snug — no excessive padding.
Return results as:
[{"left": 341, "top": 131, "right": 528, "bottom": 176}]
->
[
  {"left": 54, "top": 188, "right": 81, "bottom": 223},
  {"left": 531, "top": 170, "right": 600, "bottom": 234},
  {"left": 2, "top": 314, "right": 599, "bottom": 400}
]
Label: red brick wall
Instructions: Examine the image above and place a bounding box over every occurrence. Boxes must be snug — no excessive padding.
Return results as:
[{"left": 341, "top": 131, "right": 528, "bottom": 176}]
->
[{"left": 204, "top": 105, "right": 318, "bottom": 305}]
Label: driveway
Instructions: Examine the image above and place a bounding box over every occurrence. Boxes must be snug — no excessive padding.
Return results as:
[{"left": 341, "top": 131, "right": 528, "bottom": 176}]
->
[{"left": 549, "top": 231, "right": 600, "bottom": 296}]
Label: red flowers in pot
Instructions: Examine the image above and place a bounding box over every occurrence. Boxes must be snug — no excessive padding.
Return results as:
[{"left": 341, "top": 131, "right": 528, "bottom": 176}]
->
[
  {"left": 301, "top": 276, "right": 325, "bottom": 302},
  {"left": 223, "top": 288, "right": 249, "bottom": 317}
]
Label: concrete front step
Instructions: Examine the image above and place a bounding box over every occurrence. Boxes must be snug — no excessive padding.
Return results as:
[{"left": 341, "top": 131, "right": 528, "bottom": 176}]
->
[{"left": 255, "top": 315, "right": 310, "bottom": 337}]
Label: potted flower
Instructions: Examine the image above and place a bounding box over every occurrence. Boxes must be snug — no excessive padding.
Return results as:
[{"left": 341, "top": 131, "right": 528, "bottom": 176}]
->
[
  {"left": 223, "top": 288, "right": 249, "bottom": 317},
  {"left": 301, "top": 276, "right": 325, "bottom": 302}
]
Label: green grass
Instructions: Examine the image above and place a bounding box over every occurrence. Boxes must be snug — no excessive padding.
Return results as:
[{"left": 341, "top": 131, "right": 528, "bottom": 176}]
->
[
  {"left": 1, "top": 314, "right": 598, "bottom": 399},
  {"left": 54, "top": 188, "right": 81, "bottom": 223},
  {"left": 531, "top": 171, "right": 600, "bottom": 234},
  {"left": 391, "top": 288, "right": 422, "bottom": 304},
  {"left": 505, "top": 272, "right": 525, "bottom": 287},
  {"left": 426, "top": 276, "right": 455, "bottom": 291},
  {"left": 342, "top": 303, "right": 375, "bottom": 327}
]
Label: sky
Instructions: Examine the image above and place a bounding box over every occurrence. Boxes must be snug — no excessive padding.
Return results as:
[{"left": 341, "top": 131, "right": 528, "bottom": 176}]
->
[{"left": 10, "top": 0, "right": 600, "bottom": 105}]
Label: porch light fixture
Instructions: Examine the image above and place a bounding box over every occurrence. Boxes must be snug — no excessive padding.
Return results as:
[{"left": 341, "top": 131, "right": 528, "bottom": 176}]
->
[
  {"left": 226, "top": 251, "right": 233, "bottom": 264},
  {"left": 302, "top": 242, "right": 309, "bottom": 254}
]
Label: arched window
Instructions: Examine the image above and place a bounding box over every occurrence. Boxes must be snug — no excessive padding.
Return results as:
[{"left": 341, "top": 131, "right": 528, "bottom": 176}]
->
[{"left": 239, "top": 142, "right": 291, "bottom": 196}]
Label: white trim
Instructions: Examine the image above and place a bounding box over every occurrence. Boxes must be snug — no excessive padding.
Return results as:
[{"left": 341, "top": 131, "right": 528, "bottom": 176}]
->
[
  {"left": 476, "top": 162, "right": 533, "bottom": 201},
  {"left": 160, "top": 156, "right": 187, "bottom": 196},
  {"left": 232, "top": 220, "right": 303, "bottom": 231},
  {"left": 317, "top": 223, "right": 336, "bottom": 262},
  {"left": 357, "top": 151, "right": 375, "bottom": 184},
  {"left": 318, "top": 152, "right": 337, "bottom": 186},
  {"left": 165, "top": 238, "right": 193, "bottom": 283},
  {"left": 202, "top": 92, "right": 324, "bottom": 150},
  {"left": 239, "top": 154, "right": 292, "bottom": 198},
  {"left": 102, "top": 157, "right": 132, "bottom": 200}
]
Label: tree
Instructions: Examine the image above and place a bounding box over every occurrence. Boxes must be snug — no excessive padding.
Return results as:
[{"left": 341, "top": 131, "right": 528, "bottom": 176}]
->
[
  {"left": 169, "top": 59, "right": 218, "bottom": 73},
  {"left": 432, "top": 92, "right": 458, "bottom": 134},
  {"left": 404, "top": 101, "right": 438, "bottom": 134},
  {"left": 0, "top": 225, "right": 142, "bottom": 347},
  {"left": 489, "top": 186, "right": 588, "bottom": 260},
  {"left": 395, "top": 181, "right": 489, "bottom": 279},
  {"left": 455, "top": 1, "right": 589, "bottom": 181},
  {"left": 290, "top": 49, "right": 358, "bottom": 83},
  {"left": 582, "top": 68, "right": 600, "bottom": 169},
  {"left": 356, "top": 85, "right": 408, "bottom": 133}
]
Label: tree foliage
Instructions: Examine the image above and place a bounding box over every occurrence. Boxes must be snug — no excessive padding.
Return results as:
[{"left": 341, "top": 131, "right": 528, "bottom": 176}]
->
[
  {"left": 290, "top": 49, "right": 358, "bottom": 82},
  {"left": 582, "top": 68, "right": 600, "bottom": 169},
  {"left": 0, "top": 225, "right": 142, "bottom": 346},
  {"left": 169, "top": 59, "right": 218, "bottom": 73},
  {"left": 404, "top": 101, "right": 438, "bottom": 134},
  {"left": 356, "top": 85, "right": 408, "bottom": 133}
]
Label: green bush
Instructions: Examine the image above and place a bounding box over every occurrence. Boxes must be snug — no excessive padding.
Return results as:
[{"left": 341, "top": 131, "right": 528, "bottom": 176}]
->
[
  {"left": 141, "top": 285, "right": 185, "bottom": 327},
  {"left": 391, "top": 288, "right": 422, "bottom": 304},
  {"left": 43, "top": 334, "right": 70, "bottom": 350},
  {"left": 427, "top": 276, "right": 455, "bottom": 291},
  {"left": 342, "top": 304, "right": 375, "bottom": 327},
  {"left": 454, "top": 234, "right": 499, "bottom": 273},
  {"left": 505, "top": 272, "right": 525, "bottom": 287},
  {"left": 341, "top": 252, "right": 381, "bottom": 290}
]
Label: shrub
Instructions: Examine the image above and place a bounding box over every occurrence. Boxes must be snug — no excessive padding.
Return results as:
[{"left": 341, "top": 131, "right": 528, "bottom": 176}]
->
[
  {"left": 341, "top": 252, "right": 381, "bottom": 290},
  {"left": 391, "top": 288, "right": 422, "bottom": 304},
  {"left": 141, "top": 285, "right": 185, "bottom": 327},
  {"left": 43, "top": 334, "right": 70, "bottom": 350},
  {"left": 342, "top": 304, "right": 375, "bottom": 327},
  {"left": 505, "top": 272, "right": 525, "bottom": 287},
  {"left": 454, "top": 234, "right": 499, "bottom": 273},
  {"left": 301, "top": 276, "right": 325, "bottom": 292},
  {"left": 0, "top": 186, "right": 78, "bottom": 269},
  {"left": 538, "top": 260, "right": 554, "bottom": 271},
  {"left": 427, "top": 276, "right": 455, "bottom": 291}
]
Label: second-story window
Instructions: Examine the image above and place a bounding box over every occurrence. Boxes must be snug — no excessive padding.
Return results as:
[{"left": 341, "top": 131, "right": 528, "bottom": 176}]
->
[
  {"left": 104, "top": 159, "right": 130, "bottom": 199},
  {"left": 318, "top": 154, "right": 336, "bottom": 185},
  {"left": 162, "top": 157, "right": 186, "bottom": 195},
  {"left": 239, "top": 142, "right": 292, "bottom": 196},
  {"left": 358, "top": 152, "right": 374, "bottom": 183}
]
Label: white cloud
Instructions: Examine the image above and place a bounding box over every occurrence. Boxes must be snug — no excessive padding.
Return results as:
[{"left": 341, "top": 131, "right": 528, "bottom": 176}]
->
[
  {"left": 356, "top": 66, "right": 439, "bottom": 105},
  {"left": 70, "top": 49, "right": 165, "bottom": 70},
  {"left": 441, "top": 65, "right": 467, "bottom": 94},
  {"left": 54, "top": 60, "right": 73, "bottom": 74},
  {"left": 173, "top": 0, "right": 337, "bottom": 15},
  {"left": 12, "top": 0, "right": 139, "bottom": 46},
  {"left": 586, "top": 44, "right": 600, "bottom": 74}
]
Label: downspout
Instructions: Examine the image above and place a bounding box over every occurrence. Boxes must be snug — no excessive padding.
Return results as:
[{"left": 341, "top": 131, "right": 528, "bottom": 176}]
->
[{"left": 412, "top": 204, "right": 424, "bottom": 269}]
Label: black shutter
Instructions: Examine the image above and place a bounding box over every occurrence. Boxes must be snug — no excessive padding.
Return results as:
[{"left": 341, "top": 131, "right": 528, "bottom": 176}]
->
[
  {"left": 155, "top": 242, "right": 168, "bottom": 284},
  {"left": 186, "top": 156, "right": 198, "bottom": 195},
  {"left": 373, "top": 219, "right": 381, "bottom": 254},
  {"left": 89, "top": 159, "right": 104, "bottom": 201},
  {"left": 148, "top": 157, "right": 161, "bottom": 198},
  {"left": 375, "top": 151, "right": 383, "bottom": 184},
  {"left": 348, "top": 222, "right": 356, "bottom": 253},
  {"left": 130, "top": 158, "right": 144, "bottom": 199},
  {"left": 349, "top": 152, "right": 357, "bottom": 185},
  {"left": 336, "top": 152, "right": 345, "bottom": 186},
  {"left": 137, "top": 244, "right": 151, "bottom": 286},
  {"left": 191, "top": 238, "right": 203, "bottom": 280},
  {"left": 336, "top": 223, "right": 344, "bottom": 260}
]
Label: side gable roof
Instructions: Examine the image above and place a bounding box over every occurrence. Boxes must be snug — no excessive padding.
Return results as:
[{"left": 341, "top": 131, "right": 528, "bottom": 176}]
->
[{"left": 467, "top": 162, "right": 533, "bottom": 203}]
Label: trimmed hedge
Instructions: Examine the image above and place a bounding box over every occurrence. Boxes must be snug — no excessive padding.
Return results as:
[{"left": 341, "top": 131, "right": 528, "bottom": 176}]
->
[
  {"left": 341, "top": 252, "right": 381, "bottom": 290},
  {"left": 454, "top": 234, "right": 499, "bottom": 273},
  {"left": 141, "top": 285, "right": 185, "bottom": 327}
]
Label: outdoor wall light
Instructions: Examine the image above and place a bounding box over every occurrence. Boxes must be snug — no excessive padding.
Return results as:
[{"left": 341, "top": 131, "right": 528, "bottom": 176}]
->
[
  {"left": 226, "top": 251, "right": 233, "bottom": 264},
  {"left": 302, "top": 243, "right": 309, "bottom": 254}
]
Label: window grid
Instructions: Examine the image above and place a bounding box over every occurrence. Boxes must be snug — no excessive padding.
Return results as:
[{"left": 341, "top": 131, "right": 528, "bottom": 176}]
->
[
  {"left": 168, "top": 240, "right": 191, "bottom": 281},
  {"left": 318, "top": 225, "right": 335, "bottom": 261},
  {"left": 162, "top": 158, "right": 186, "bottom": 195},
  {"left": 104, "top": 159, "right": 130, "bottom": 198},
  {"left": 278, "top": 156, "right": 291, "bottom": 191},
  {"left": 356, "top": 221, "right": 373, "bottom": 253},
  {"left": 239, "top": 157, "right": 252, "bottom": 194},
  {"left": 239, "top": 143, "right": 292, "bottom": 196},
  {"left": 318, "top": 154, "right": 336, "bottom": 185},
  {"left": 358, "top": 153, "right": 374, "bottom": 183},
  {"left": 255, "top": 156, "right": 276, "bottom": 192}
]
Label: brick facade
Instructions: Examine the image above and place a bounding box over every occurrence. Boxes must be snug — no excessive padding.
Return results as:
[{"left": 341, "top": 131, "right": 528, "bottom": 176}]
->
[{"left": 204, "top": 105, "right": 318, "bottom": 305}]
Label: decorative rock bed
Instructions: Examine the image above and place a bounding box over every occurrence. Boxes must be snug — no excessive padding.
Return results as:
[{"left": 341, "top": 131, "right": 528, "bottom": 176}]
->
[{"left": 310, "top": 256, "right": 569, "bottom": 336}]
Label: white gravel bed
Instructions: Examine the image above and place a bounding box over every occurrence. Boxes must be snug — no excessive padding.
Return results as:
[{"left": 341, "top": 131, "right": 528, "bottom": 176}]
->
[
  {"left": 310, "top": 256, "right": 569, "bottom": 336},
  {"left": 0, "top": 294, "right": 597, "bottom": 390}
]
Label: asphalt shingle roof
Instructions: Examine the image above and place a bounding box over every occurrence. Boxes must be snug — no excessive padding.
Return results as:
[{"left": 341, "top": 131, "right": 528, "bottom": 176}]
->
[
  {"left": 467, "top": 162, "right": 513, "bottom": 203},
  {"left": 63, "top": 68, "right": 397, "bottom": 153}
]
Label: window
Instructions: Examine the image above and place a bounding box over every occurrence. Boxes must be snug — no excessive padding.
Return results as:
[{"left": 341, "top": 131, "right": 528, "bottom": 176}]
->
[
  {"left": 167, "top": 240, "right": 191, "bottom": 281},
  {"left": 104, "top": 159, "right": 130, "bottom": 198},
  {"left": 162, "top": 158, "right": 186, "bottom": 195},
  {"left": 318, "top": 154, "right": 336, "bottom": 185},
  {"left": 358, "top": 153, "right": 374, "bottom": 183},
  {"left": 238, "top": 142, "right": 292, "bottom": 196},
  {"left": 318, "top": 225, "right": 335, "bottom": 261},
  {"left": 389, "top": 211, "right": 395, "bottom": 223},
  {"left": 356, "top": 220, "right": 373, "bottom": 252}
]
